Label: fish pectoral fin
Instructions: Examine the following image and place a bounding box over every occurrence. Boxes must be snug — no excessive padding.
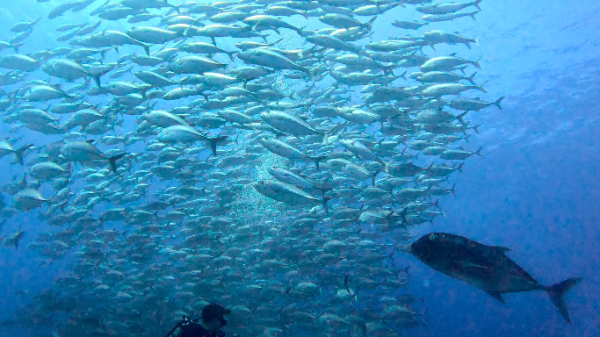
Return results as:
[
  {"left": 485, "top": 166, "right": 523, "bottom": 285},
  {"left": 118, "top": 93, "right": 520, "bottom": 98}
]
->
[{"left": 484, "top": 290, "right": 506, "bottom": 304}]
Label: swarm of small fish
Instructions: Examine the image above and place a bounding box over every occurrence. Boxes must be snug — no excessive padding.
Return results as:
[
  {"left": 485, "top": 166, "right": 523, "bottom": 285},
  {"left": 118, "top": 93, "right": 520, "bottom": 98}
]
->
[{"left": 0, "top": 0, "right": 503, "bottom": 336}]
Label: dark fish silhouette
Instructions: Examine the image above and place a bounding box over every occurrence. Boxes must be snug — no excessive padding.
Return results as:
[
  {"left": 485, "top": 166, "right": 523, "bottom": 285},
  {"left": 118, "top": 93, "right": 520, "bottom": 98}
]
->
[{"left": 403, "top": 232, "right": 581, "bottom": 324}]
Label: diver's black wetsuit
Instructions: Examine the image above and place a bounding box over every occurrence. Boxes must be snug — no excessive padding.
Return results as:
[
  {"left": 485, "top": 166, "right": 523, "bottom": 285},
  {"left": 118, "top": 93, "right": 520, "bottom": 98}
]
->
[{"left": 179, "top": 323, "right": 226, "bottom": 337}]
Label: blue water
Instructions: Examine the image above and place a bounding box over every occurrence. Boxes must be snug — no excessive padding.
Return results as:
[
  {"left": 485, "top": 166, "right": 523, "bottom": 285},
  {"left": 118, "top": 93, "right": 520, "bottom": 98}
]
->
[{"left": 1, "top": 0, "right": 599, "bottom": 336}]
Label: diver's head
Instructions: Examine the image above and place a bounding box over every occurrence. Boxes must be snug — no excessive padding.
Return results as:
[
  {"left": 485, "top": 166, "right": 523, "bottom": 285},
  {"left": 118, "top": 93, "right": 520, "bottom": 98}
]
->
[{"left": 201, "top": 304, "right": 231, "bottom": 332}]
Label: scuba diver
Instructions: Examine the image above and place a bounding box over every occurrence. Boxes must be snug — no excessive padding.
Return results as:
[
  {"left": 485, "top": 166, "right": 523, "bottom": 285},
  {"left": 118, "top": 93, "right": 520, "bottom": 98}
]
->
[{"left": 166, "top": 303, "right": 233, "bottom": 337}]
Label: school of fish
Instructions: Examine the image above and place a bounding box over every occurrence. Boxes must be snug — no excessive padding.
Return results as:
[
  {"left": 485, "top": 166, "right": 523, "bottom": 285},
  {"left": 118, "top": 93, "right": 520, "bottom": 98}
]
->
[{"left": 0, "top": 0, "right": 503, "bottom": 336}]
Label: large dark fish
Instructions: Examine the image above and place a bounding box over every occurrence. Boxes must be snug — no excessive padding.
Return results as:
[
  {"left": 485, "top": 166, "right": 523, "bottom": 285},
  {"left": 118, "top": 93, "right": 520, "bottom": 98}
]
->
[{"left": 403, "top": 232, "right": 581, "bottom": 324}]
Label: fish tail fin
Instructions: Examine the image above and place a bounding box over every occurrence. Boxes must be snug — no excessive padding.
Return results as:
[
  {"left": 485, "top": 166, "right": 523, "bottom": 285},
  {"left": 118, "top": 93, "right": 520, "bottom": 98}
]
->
[
  {"left": 12, "top": 42, "right": 23, "bottom": 53},
  {"left": 470, "top": 12, "right": 477, "bottom": 21},
  {"left": 456, "top": 65, "right": 467, "bottom": 75},
  {"left": 100, "top": 48, "right": 111, "bottom": 60},
  {"left": 305, "top": 67, "right": 315, "bottom": 83},
  {"left": 474, "top": 33, "right": 484, "bottom": 47},
  {"left": 382, "top": 161, "right": 390, "bottom": 175},
  {"left": 474, "top": 55, "right": 482, "bottom": 69},
  {"left": 399, "top": 207, "right": 408, "bottom": 224},
  {"left": 322, "top": 123, "right": 347, "bottom": 145},
  {"left": 107, "top": 153, "right": 126, "bottom": 173},
  {"left": 318, "top": 185, "right": 333, "bottom": 200},
  {"left": 139, "top": 86, "right": 151, "bottom": 100},
  {"left": 173, "top": 5, "right": 182, "bottom": 15},
  {"left": 183, "top": 25, "right": 192, "bottom": 38},
  {"left": 477, "top": 80, "right": 488, "bottom": 93},
  {"left": 14, "top": 144, "right": 33, "bottom": 165},
  {"left": 365, "top": 16, "right": 377, "bottom": 30},
  {"left": 381, "top": 64, "right": 395, "bottom": 76},
  {"left": 313, "top": 155, "right": 327, "bottom": 171},
  {"left": 474, "top": 0, "right": 483, "bottom": 11},
  {"left": 208, "top": 136, "right": 228, "bottom": 156},
  {"left": 344, "top": 274, "right": 351, "bottom": 293},
  {"left": 494, "top": 96, "right": 505, "bottom": 110},
  {"left": 271, "top": 37, "right": 284, "bottom": 46},
  {"left": 545, "top": 277, "right": 582, "bottom": 325},
  {"left": 226, "top": 51, "right": 237, "bottom": 61},
  {"left": 456, "top": 111, "right": 469, "bottom": 124},
  {"left": 321, "top": 196, "right": 331, "bottom": 215},
  {"left": 466, "top": 72, "right": 477, "bottom": 85},
  {"left": 475, "top": 146, "right": 483, "bottom": 157},
  {"left": 92, "top": 73, "right": 102, "bottom": 89},
  {"left": 372, "top": 170, "right": 381, "bottom": 186}
]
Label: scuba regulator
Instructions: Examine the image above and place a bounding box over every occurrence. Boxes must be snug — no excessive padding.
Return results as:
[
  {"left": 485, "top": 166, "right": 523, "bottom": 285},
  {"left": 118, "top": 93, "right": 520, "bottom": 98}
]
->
[
  {"left": 165, "top": 315, "right": 239, "bottom": 337},
  {"left": 165, "top": 315, "right": 192, "bottom": 337}
]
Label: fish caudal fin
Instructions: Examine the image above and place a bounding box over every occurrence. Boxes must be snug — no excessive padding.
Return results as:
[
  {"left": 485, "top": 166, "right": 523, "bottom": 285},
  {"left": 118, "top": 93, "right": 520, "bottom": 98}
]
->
[
  {"left": 312, "top": 155, "right": 328, "bottom": 171},
  {"left": 108, "top": 153, "right": 126, "bottom": 173},
  {"left": 13, "top": 42, "right": 23, "bottom": 53},
  {"left": 473, "top": 55, "right": 482, "bottom": 69},
  {"left": 92, "top": 73, "right": 102, "bottom": 89},
  {"left": 466, "top": 72, "right": 477, "bottom": 85},
  {"left": 14, "top": 144, "right": 33, "bottom": 166},
  {"left": 226, "top": 51, "right": 237, "bottom": 61},
  {"left": 321, "top": 196, "right": 331, "bottom": 215},
  {"left": 365, "top": 16, "right": 377, "bottom": 30},
  {"left": 494, "top": 96, "right": 505, "bottom": 110},
  {"left": 545, "top": 278, "right": 582, "bottom": 325},
  {"left": 477, "top": 80, "right": 488, "bottom": 93},
  {"left": 208, "top": 136, "right": 228, "bottom": 156}
]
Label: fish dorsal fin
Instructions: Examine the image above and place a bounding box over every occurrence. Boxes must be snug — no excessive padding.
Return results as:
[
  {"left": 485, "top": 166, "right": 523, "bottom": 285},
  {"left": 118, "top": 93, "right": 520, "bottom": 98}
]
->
[
  {"left": 86, "top": 139, "right": 95, "bottom": 144},
  {"left": 484, "top": 290, "right": 506, "bottom": 304},
  {"left": 492, "top": 245, "right": 511, "bottom": 254}
]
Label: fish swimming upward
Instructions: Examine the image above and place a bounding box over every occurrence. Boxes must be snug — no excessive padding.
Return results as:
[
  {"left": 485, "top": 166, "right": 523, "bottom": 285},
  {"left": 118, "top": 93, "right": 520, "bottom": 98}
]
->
[{"left": 401, "top": 232, "right": 582, "bottom": 324}]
